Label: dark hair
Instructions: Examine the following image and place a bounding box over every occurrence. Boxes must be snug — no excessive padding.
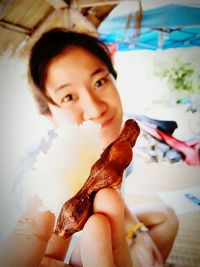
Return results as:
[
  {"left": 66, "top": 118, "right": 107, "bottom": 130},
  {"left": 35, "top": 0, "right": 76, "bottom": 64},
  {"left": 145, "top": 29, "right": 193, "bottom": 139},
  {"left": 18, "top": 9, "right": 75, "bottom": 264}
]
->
[{"left": 28, "top": 27, "right": 117, "bottom": 115}]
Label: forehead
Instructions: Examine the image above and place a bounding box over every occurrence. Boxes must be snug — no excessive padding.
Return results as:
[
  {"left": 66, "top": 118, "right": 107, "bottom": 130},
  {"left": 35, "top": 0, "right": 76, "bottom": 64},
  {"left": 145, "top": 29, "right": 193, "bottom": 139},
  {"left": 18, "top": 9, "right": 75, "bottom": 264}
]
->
[
  {"left": 49, "top": 46, "right": 106, "bottom": 69},
  {"left": 45, "top": 46, "right": 108, "bottom": 91}
]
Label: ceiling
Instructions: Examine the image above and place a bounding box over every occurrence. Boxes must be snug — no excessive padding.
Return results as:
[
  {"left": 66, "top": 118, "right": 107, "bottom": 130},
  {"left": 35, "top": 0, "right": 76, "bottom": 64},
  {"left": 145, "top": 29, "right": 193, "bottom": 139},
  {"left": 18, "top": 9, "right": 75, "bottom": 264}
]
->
[{"left": 0, "top": 0, "right": 121, "bottom": 57}]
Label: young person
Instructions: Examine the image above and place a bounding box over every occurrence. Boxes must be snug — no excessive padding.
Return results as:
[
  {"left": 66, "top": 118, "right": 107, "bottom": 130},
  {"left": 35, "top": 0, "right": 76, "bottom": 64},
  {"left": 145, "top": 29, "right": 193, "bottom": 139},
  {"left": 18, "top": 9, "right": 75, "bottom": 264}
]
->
[{"left": 1, "top": 28, "right": 178, "bottom": 267}]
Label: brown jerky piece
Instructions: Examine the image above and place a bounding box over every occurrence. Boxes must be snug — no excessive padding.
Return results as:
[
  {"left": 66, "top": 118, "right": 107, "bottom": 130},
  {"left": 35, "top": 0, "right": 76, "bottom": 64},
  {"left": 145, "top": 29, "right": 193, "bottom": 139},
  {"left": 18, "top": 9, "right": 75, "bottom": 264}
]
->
[{"left": 55, "top": 119, "right": 140, "bottom": 239}]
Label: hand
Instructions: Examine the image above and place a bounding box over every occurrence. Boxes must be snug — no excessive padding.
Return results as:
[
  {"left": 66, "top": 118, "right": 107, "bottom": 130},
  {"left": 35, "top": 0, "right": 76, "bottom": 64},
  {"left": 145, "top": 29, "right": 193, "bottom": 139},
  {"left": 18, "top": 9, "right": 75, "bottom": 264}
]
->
[
  {"left": 70, "top": 188, "right": 132, "bottom": 267},
  {"left": 0, "top": 195, "right": 131, "bottom": 267},
  {"left": 0, "top": 196, "right": 71, "bottom": 267},
  {"left": 70, "top": 189, "right": 163, "bottom": 267},
  {"left": 129, "top": 232, "right": 164, "bottom": 267}
]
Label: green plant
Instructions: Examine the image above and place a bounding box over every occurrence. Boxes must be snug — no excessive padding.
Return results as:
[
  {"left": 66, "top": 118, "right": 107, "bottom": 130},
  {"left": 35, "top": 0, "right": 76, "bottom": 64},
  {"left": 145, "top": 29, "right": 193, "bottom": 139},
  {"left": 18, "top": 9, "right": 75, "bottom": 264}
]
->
[{"left": 154, "top": 56, "right": 200, "bottom": 98}]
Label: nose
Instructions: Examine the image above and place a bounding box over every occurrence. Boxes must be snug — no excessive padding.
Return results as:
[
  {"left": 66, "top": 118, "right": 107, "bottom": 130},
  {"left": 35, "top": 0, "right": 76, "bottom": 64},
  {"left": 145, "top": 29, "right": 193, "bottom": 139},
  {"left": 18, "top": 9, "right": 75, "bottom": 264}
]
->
[{"left": 82, "top": 90, "right": 107, "bottom": 122}]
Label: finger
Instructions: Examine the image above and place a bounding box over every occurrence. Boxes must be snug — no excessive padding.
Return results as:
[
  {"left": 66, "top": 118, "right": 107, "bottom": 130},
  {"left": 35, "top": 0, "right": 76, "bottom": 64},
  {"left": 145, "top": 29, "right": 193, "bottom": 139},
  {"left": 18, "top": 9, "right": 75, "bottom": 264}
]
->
[
  {"left": 152, "top": 243, "right": 164, "bottom": 266},
  {"left": 93, "top": 188, "right": 132, "bottom": 267},
  {"left": 0, "top": 196, "right": 55, "bottom": 267},
  {"left": 130, "top": 233, "right": 164, "bottom": 267},
  {"left": 93, "top": 189, "right": 124, "bottom": 247},
  {"left": 45, "top": 233, "right": 71, "bottom": 261},
  {"left": 80, "top": 213, "right": 115, "bottom": 267},
  {"left": 130, "top": 239, "right": 156, "bottom": 267}
]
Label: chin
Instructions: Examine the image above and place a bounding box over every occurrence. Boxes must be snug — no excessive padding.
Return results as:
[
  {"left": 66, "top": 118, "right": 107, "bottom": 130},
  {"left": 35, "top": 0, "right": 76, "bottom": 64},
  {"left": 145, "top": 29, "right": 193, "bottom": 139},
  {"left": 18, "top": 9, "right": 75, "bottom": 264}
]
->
[
  {"left": 100, "top": 122, "right": 122, "bottom": 149},
  {"left": 100, "top": 134, "right": 117, "bottom": 149}
]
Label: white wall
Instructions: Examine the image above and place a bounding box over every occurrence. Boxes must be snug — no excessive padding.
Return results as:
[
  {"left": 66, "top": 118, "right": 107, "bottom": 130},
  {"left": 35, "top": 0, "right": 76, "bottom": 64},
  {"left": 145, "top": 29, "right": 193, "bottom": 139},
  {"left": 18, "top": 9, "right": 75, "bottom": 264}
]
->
[{"left": 0, "top": 55, "right": 50, "bottom": 208}]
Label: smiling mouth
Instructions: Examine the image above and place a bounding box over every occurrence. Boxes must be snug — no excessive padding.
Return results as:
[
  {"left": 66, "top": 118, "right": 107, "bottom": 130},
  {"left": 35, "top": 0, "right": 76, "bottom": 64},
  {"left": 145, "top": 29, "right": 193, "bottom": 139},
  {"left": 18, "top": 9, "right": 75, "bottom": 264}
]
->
[{"left": 102, "top": 116, "right": 114, "bottom": 128}]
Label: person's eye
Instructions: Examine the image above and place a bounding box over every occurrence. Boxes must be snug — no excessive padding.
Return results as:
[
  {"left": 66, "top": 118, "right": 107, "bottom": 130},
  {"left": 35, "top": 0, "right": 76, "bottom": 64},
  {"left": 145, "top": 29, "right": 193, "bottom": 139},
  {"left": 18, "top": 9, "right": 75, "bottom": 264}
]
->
[
  {"left": 95, "top": 79, "right": 106, "bottom": 88},
  {"left": 95, "top": 75, "right": 109, "bottom": 90},
  {"left": 62, "top": 94, "right": 73, "bottom": 103}
]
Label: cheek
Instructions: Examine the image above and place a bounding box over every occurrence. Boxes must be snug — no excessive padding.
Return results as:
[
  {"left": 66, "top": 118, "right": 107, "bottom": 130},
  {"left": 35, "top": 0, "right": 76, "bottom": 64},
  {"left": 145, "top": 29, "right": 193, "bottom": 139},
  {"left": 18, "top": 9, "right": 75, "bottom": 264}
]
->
[
  {"left": 109, "top": 86, "right": 123, "bottom": 108},
  {"left": 111, "top": 91, "right": 123, "bottom": 133},
  {"left": 110, "top": 89, "right": 123, "bottom": 118}
]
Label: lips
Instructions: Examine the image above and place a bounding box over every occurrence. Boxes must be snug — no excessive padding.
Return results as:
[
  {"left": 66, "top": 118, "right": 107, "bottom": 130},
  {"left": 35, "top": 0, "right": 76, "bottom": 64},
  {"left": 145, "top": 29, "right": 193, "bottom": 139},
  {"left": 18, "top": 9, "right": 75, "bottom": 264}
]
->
[{"left": 102, "top": 116, "right": 114, "bottom": 128}]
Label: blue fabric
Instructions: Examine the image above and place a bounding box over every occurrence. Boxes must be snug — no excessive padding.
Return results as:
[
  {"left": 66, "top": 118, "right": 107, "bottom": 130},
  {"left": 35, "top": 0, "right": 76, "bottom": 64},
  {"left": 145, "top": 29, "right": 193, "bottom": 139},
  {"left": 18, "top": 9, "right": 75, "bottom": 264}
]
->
[{"left": 98, "top": 3, "right": 200, "bottom": 50}]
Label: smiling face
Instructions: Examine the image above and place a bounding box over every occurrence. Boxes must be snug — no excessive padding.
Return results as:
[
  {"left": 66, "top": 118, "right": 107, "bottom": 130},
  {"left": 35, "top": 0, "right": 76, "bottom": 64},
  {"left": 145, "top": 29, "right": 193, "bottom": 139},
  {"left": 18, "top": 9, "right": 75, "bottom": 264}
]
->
[{"left": 45, "top": 46, "right": 123, "bottom": 148}]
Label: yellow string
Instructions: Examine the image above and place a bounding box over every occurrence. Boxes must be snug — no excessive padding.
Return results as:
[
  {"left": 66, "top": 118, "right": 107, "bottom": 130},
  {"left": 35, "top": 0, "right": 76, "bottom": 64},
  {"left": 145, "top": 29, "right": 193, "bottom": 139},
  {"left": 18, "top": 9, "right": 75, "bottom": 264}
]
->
[{"left": 127, "top": 222, "right": 145, "bottom": 239}]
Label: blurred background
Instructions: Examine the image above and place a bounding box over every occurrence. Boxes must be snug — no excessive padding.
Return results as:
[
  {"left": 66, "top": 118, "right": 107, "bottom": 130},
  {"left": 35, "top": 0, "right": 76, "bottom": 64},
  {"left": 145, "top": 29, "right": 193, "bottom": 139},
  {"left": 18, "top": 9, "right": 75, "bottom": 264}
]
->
[{"left": 0, "top": 1, "right": 200, "bottom": 265}]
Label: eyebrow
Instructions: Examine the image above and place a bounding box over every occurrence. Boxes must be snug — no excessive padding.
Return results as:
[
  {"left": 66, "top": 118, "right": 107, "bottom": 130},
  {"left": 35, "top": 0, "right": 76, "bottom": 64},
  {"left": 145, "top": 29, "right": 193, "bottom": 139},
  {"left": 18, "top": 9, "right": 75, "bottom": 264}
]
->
[
  {"left": 54, "top": 83, "right": 70, "bottom": 92},
  {"left": 54, "top": 67, "right": 108, "bottom": 92},
  {"left": 91, "top": 67, "right": 108, "bottom": 77}
]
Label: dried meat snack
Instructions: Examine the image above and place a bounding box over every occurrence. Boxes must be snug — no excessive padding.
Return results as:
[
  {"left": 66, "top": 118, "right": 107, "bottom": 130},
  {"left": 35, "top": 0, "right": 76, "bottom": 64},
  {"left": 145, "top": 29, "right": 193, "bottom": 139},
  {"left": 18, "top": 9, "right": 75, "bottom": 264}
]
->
[{"left": 55, "top": 119, "right": 140, "bottom": 239}]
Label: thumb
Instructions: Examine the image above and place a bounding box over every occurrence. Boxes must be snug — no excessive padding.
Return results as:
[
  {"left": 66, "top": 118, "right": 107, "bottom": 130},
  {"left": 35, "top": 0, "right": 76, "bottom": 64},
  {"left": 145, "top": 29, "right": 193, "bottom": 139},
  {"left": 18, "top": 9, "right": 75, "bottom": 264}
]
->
[
  {"left": 93, "top": 188, "right": 132, "bottom": 267},
  {"left": 0, "top": 196, "right": 55, "bottom": 267}
]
